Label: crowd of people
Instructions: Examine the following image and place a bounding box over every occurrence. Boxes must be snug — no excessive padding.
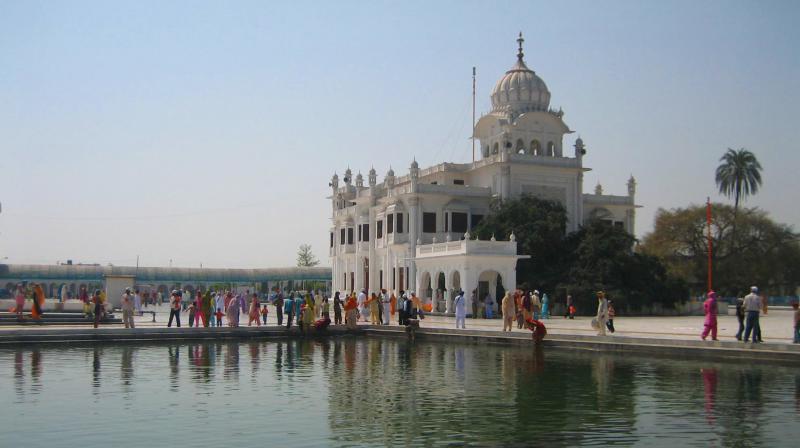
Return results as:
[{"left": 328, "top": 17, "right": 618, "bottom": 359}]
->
[{"left": 7, "top": 281, "right": 800, "bottom": 344}]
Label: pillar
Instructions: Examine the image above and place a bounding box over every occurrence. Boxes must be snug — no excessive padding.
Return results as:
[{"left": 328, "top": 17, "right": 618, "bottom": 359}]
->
[
  {"left": 462, "top": 267, "right": 475, "bottom": 317},
  {"left": 408, "top": 197, "right": 419, "bottom": 293}
]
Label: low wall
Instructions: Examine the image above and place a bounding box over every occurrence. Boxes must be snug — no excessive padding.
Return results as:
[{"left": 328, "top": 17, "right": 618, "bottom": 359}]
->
[{"left": 2, "top": 325, "right": 798, "bottom": 366}]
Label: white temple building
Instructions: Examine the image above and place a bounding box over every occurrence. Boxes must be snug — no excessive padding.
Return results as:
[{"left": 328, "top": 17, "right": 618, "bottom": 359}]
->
[{"left": 329, "top": 33, "right": 638, "bottom": 315}]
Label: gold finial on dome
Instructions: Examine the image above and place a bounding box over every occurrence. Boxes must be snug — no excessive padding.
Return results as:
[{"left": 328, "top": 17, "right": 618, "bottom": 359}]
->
[{"left": 516, "top": 31, "right": 524, "bottom": 61}]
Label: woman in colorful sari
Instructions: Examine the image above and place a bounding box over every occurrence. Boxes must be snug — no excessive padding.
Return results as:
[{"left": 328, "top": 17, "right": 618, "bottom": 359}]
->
[
  {"left": 201, "top": 290, "right": 213, "bottom": 327},
  {"left": 522, "top": 291, "right": 532, "bottom": 322},
  {"left": 501, "top": 292, "right": 515, "bottom": 331},
  {"left": 344, "top": 294, "right": 358, "bottom": 330},
  {"left": 248, "top": 293, "right": 261, "bottom": 327},
  {"left": 227, "top": 293, "right": 240, "bottom": 327},
  {"left": 193, "top": 291, "right": 205, "bottom": 327},
  {"left": 31, "top": 284, "right": 45, "bottom": 321},
  {"left": 368, "top": 293, "right": 380, "bottom": 324},
  {"left": 302, "top": 294, "right": 315, "bottom": 328},
  {"left": 92, "top": 290, "right": 103, "bottom": 328}
]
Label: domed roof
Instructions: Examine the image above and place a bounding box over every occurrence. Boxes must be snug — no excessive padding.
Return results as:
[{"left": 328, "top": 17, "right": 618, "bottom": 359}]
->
[{"left": 490, "top": 33, "right": 550, "bottom": 114}]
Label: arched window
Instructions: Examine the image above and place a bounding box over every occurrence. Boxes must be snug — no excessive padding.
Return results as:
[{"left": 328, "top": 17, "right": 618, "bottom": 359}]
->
[
  {"left": 515, "top": 139, "right": 525, "bottom": 154},
  {"left": 546, "top": 141, "right": 554, "bottom": 157},
  {"left": 530, "top": 140, "right": 540, "bottom": 155},
  {"left": 492, "top": 142, "right": 499, "bottom": 154}
]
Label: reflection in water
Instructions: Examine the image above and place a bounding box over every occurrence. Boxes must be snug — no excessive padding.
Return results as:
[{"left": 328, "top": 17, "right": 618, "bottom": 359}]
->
[
  {"left": 14, "top": 349, "right": 24, "bottom": 397},
  {"left": 224, "top": 343, "right": 239, "bottom": 382},
  {"left": 168, "top": 346, "right": 179, "bottom": 391},
  {"left": 30, "top": 349, "right": 42, "bottom": 395},
  {"left": 796, "top": 374, "right": 800, "bottom": 414},
  {"left": 121, "top": 346, "right": 133, "bottom": 390},
  {"left": 1, "top": 339, "right": 798, "bottom": 447},
  {"left": 701, "top": 368, "right": 718, "bottom": 425},
  {"left": 92, "top": 347, "right": 101, "bottom": 391},
  {"left": 249, "top": 342, "right": 260, "bottom": 380}
]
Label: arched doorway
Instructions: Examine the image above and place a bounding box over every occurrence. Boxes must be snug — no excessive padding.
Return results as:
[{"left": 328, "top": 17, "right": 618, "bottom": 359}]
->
[
  {"left": 435, "top": 272, "right": 446, "bottom": 312},
  {"left": 447, "top": 270, "right": 461, "bottom": 314},
  {"left": 419, "top": 271, "right": 432, "bottom": 304},
  {"left": 477, "top": 270, "right": 505, "bottom": 318}
]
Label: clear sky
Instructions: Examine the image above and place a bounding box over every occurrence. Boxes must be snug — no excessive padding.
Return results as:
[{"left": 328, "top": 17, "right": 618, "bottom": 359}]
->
[{"left": 1, "top": 0, "right": 798, "bottom": 268}]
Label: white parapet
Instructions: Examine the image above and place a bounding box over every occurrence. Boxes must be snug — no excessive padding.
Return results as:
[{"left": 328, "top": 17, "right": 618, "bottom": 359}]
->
[{"left": 416, "top": 238, "right": 520, "bottom": 259}]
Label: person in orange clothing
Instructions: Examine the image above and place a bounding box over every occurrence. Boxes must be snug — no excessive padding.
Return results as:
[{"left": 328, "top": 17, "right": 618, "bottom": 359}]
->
[
  {"left": 31, "top": 284, "right": 45, "bottom": 321},
  {"left": 344, "top": 293, "right": 358, "bottom": 329}
]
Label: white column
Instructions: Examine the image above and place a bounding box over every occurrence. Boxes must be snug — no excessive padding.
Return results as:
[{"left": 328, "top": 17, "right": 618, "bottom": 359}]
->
[
  {"left": 368, "top": 204, "right": 377, "bottom": 291},
  {"left": 408, "top": 197, "right": 419, "bottom": 293},
  {"left": 444, "top": 270, "right": 453, "bottom": 314},
  {"left": 506, "top": 265, "right": 517, "bottom": 295},
  {"left": 462, "top": 267, "right": 475, "bottom": 316}
]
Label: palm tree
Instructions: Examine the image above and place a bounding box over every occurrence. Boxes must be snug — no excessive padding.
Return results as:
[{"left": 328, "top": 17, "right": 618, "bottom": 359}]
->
[{"left": 715, "top": 148, "right": 763, "bottom": 217}]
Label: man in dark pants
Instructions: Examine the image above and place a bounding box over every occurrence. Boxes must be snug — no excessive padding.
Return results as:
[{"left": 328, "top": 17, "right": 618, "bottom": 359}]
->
[
  {"left": 742, "top": 286, "right": 761, "bottom": 343},
  {"left": 168, "top": 290, "right": 182, "bottom": 327},
  {"left": 397, "top": 290, "right": 406, "bottom": 326},
  {"left": 284, "top": 295, "right": 294, "bottom": 329},
  {"left": 735, "top": 296, "right": 745, "bottom": 340},
  {"left": 274, "top": 292, "right": 284, "bottom": 326}
]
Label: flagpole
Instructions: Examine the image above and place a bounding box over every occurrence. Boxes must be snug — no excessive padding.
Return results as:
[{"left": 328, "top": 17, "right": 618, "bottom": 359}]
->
[
  {"left": 706, "top": 197, "right": 712, "bottom": 292},
  {"left": 472, "top": 66, "right": 476, "bottom": 163}
]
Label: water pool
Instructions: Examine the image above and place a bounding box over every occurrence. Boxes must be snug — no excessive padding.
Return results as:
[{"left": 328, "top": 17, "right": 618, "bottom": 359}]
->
[{"left": 1, "top": 337, "right": 797, "bottom": 447}]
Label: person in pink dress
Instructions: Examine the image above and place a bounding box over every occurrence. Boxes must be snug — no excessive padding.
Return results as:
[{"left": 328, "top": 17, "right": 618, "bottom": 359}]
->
[
  {"left": 701, "top": 291, "right": 718, "bottom": 341},
  {"left": 14, "top": 284, "right": 25, "bottom": 321}
]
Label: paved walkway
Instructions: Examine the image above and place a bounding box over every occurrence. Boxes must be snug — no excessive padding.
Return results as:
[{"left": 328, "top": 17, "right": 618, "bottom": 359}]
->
[{"left": 3, "top": 305, "right": 796, "bottom": 344}]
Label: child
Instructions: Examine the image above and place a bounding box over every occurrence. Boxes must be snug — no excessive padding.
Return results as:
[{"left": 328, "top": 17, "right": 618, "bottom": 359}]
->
[
  {"left": 793, "top": 301, "right": 799, "bottom": 344},
  {"left": 187, "top": 303, "right": 196, "bottom": 327},
  {"left": 606, "top": 299, "right": 616, "bottom": 333},
  {"left": 215, "top": 307, "right": 224, "bottom": 327},
  {"left": 568, "top": 304, "right": 576, "bottom": 320},
  {"left": 261, "top": 304, "right": 269, "bottom": 325}
]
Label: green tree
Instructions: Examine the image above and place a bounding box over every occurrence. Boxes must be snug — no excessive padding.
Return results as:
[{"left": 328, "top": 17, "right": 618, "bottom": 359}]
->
[
  {"left": 296, "top": 244, "right": 320, "bottom": 267},
  {"left": 473, "top": 195, "right": 684, "bottom": 311},
  {"left": 560, "top": 221, "right": 685, "bottom": 312},
  {"left": 715, "top": 148, "right": 763, "bottom": 217},
  {"left": 473, "top": 195, "right": 568, "bottom": 293},
  {"left": 641, "top": 204, "right": 799, "bottom": 296}
]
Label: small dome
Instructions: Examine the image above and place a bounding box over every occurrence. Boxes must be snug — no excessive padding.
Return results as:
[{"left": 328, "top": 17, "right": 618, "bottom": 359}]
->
[
  {"left": 387, "top": 167, "right": 395, "bottom": 177},
  {"left": 490, "top": 33, "right": 551, "bottom": 114},
  {"left": 410, "top": 159, "right": 419, "bottom": 169}
]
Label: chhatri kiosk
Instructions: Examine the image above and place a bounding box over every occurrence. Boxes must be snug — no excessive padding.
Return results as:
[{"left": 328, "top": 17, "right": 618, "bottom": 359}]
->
[{"left": 328, "top": 34, "right": 637, "bottom": 315}]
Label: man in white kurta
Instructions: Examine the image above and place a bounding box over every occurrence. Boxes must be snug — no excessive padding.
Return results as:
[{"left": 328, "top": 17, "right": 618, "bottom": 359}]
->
[
  {"left": 381, "top": 289, "right": 391, "bottom": 325},
  {"left": 357, "top": 289, "right": 367, "bottom": 322},
  {"left": 454, "top": 290, "right": 466, "bottom": 329},
  {"left": 133, "top": 290, "right": 142, "bottom": 315}
]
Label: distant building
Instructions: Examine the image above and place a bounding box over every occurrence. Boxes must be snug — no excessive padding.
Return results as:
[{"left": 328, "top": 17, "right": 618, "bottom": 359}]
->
[
  {"left": 328, "top": 34, "right": 638, "bottom": 314},
  {"left": 0, "top": 264, "right": 331, "bottom": 307}
]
